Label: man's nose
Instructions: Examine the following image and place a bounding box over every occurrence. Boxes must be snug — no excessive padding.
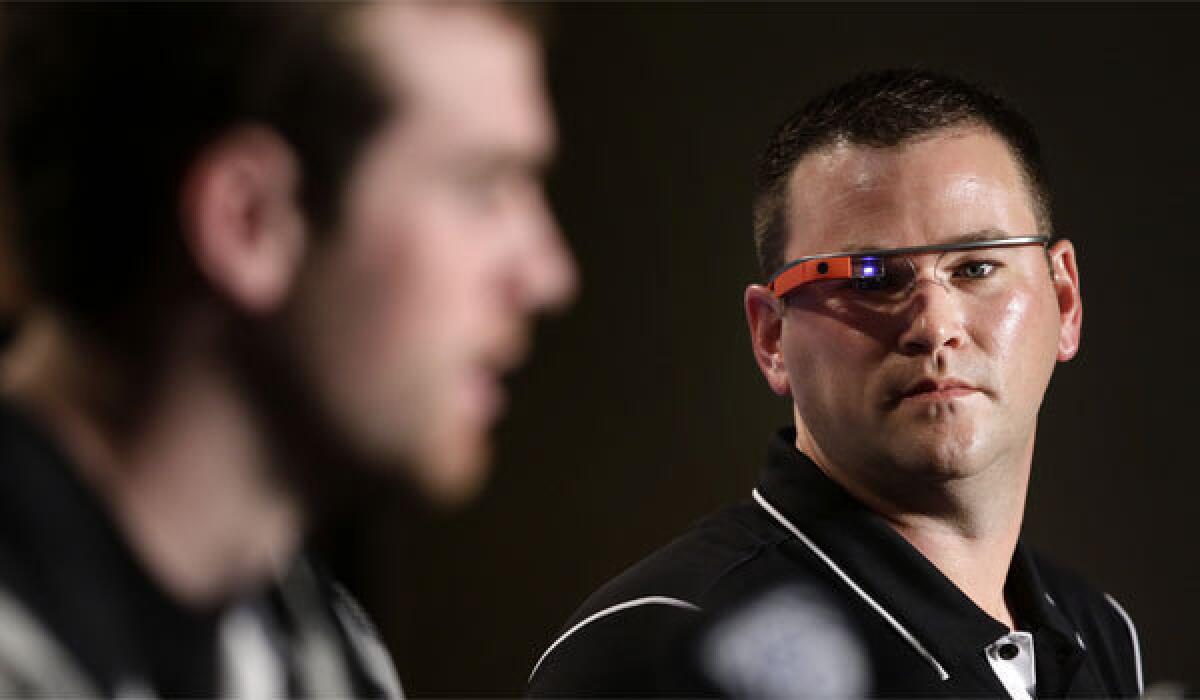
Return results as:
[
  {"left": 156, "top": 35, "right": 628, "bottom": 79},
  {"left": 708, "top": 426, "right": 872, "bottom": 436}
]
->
[
  {"left": 526, "top": 220, "right": 577, "bottom": 313},
  {"left": 896, "top": 277, "right": 966, "bottom": 356},
  {"left": 510, "top": 196, "right": 577, "bottom": 314}
]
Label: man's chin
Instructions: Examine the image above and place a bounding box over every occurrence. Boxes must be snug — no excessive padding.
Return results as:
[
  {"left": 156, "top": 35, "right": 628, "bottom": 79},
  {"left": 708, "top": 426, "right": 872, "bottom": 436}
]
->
[
  {"left": 888, "top": 437, "right": 989, "bottom": 481},
  {"left": 406, "top": 435, "right": 493, "bottom": 508},
  {"left": 297, "top": 422, "right": 494, "bottom": 517},
  {"left": 874, "top": 418, "right": 987, "bottom": 478}
]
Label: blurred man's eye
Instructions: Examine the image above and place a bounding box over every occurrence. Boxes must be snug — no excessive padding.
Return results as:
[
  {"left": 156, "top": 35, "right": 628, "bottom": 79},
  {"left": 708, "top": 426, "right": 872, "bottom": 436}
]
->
[{"left": 454, "top": 171, "right": 502, "bottom": 211}]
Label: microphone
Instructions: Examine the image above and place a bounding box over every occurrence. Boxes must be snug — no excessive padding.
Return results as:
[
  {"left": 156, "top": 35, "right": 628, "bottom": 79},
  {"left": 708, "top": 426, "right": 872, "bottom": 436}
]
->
[{"left": 692, "top": 581, "right": 871, "bottom": 697}]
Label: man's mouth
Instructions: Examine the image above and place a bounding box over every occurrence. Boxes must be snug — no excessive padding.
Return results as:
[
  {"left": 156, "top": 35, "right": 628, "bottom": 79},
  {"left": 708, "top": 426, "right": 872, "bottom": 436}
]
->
[
  {"left": 468, "top": 366, "right": 507, "bottom": 423},
  {"left": 892, "top": 378, "right": 982, "bottom": 405},
  {"left": 467, "top": 331, "right": 529, "bottom": 424}
]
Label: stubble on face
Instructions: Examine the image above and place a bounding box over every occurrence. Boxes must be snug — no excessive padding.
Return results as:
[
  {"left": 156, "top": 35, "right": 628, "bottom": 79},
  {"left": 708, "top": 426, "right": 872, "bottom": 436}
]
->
[
  {"left": 778, "top": 127, "right": 1063, "bottom": 499},
  {"left": 277, "top": 2, "right": 572, "bottom": 506}
]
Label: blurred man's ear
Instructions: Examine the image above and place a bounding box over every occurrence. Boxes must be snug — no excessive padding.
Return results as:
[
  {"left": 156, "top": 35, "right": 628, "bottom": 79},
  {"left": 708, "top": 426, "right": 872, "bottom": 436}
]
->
[
  {"left": 744, "top": 284, "right": 791, "bottom": 397},
  {"left": 1048, "top": 239, "right": 1083, "bottom": 361},
  {"left": 180, "top": 126, "right": 307, "bottom": 314}
]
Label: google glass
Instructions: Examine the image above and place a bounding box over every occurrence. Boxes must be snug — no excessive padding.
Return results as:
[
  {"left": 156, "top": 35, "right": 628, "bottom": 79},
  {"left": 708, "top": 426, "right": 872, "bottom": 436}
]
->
[{"left": 766, "top": 235, "right": 1051, "bottom": 300}]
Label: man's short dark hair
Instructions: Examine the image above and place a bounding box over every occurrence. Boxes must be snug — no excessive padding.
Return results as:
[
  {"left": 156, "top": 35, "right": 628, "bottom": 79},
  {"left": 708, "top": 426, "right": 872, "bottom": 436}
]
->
[
  {"left": 0, "top": 3, "right": 390, "bottom": 327},
  {"left": 752, "top": 68, "right": 1052, "bottom": 278}
]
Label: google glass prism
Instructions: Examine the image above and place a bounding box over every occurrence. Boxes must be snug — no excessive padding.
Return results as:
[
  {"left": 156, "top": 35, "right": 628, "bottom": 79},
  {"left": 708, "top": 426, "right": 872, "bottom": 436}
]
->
[{"left": 766, "top": 235, "right": 1051, "bottom": 300}]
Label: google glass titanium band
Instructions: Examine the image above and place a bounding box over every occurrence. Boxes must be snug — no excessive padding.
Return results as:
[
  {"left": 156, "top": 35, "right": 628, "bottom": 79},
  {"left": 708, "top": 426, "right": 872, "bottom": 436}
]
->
[{"left": 766, "top": 235, "right": 1052, "bottom": 299}]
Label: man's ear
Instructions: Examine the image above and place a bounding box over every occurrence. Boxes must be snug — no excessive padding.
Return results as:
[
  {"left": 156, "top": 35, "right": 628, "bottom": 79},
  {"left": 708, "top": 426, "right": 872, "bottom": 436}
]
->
[
  {"left": 1047, "top": 238, "right": 1083, "bottom": 361},
  {"left": 180, "top": 126, "right": 307, "bottom": 315},
  {"left": 744, "top": 284, "right": 791, "bottom": 396}
]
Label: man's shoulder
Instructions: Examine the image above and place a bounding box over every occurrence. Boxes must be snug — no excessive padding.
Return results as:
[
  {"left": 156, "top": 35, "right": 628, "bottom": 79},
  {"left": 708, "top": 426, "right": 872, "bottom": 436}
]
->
[
  {"left": 0, "top": 580, "right": 102, "bottom": 696},
  {"left": 1029, "top": 550, "right": 1145, "bottom": 694},
  {"left": 528, "top": 499, "right": 812, "bottom": 695},
  {"left": 562, "top": 498, "right": 796, "bottom": 621},
  {"left": 1031, "top": 550, "right": 1134, "bottom": 629}
]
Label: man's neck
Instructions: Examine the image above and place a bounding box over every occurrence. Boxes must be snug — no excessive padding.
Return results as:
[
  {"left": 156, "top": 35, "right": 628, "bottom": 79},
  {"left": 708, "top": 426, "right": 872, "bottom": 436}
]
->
[
  {"left": 3, "top": 310, "right": 303, "bottom": 608},
  {"left": 796, "top": 421, "right": 1030, "bottom": 630},
  {"left": 882, "top": 506, "right": 1023, "bottom": 629}
]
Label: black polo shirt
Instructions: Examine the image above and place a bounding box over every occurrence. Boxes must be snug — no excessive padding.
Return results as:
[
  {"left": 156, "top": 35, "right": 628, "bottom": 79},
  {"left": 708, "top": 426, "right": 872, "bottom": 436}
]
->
[{"left": 528, "top": 427, "right": 1143, "bottom": 697}]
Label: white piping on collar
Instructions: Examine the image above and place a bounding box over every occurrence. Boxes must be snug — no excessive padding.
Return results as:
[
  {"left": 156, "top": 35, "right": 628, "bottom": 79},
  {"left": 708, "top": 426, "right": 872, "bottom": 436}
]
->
[
  {"left": 1103, "top": 593, "right": 1144, "bottom": 695},
  {"left": 529, "top": 595, "right": 700, "bottom": 682},
  {"left": 752, "top": 488, "right": 950, "bottom": 681}
]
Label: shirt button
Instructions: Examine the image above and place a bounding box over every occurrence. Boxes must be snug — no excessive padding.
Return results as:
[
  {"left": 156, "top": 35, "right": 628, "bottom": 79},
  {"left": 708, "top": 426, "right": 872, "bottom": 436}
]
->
[{"left": 998, "top": 643, "right": 1020, "bottom": 661}]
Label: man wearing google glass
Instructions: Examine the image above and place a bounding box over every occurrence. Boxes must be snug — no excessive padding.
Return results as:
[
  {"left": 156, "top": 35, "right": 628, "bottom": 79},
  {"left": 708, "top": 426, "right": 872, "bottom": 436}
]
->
[{"left": 529, "top": 69, "right": 1143, "bottom": 697}]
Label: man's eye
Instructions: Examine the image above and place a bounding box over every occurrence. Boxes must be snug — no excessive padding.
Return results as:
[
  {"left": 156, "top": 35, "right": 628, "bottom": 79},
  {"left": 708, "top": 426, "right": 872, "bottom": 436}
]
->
[
  {"left": 955, "top": 260, "right": 998, "bottom": 279},
  {"left": 457, "top": 175, "right": 500, "bottom": 208}
]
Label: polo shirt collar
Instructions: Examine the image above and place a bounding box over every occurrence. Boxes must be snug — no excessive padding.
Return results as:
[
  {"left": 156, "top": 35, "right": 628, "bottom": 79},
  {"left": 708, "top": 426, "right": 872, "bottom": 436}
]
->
[{"left": 756, "top": 426, "right": 1084, "bottom": 678}]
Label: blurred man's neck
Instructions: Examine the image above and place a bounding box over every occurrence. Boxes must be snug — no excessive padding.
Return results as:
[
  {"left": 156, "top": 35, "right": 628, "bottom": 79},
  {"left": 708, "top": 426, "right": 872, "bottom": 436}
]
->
[{"left": 2, "top": 308, "right": 303, "bottom": 608}]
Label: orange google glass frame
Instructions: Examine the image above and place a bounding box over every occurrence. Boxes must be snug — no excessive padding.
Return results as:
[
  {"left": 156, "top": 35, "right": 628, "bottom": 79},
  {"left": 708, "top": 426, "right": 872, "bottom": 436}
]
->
[{"left": 766, "top": 235, "right": 1051, "bottom": 299}]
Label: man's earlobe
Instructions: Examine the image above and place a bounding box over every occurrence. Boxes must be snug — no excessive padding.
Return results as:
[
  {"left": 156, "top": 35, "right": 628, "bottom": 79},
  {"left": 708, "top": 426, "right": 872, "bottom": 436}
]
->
[
  {"left": 180, "top": 126, "right": 307, "bottom": 315},
  {"left": 1048, "top": 239, "right": 1083, "bottom": 361},
  {"left": 744, "top": 284, "right": 791, "bottom": 397}
]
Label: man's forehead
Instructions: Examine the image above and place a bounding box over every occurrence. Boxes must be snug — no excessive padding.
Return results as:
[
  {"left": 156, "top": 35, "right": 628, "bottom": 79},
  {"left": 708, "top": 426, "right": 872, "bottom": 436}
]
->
[
  {"left": 781, "top": 126, "right": 1037, "bottom": 259},
  {"left": 350, "top": 2, "right": 554, "bottom": 158}
]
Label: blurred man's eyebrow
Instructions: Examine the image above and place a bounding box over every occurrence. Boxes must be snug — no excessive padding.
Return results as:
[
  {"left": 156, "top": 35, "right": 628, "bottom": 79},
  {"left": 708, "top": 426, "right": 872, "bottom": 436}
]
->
[{"left": 457, "top": 149, "right": 552, "bottom": 177}]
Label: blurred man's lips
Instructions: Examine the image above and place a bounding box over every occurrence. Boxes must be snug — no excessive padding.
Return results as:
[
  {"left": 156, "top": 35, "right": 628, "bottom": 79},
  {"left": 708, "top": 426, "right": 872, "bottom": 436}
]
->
[
  {"left": 469, "top": 343, "right": 525, "bottom": 424},
  {"left": 464, "top": 324, "right": 533, "bottom": 425},
  {"left": 468, "top": 365, "right": 506, "bottom": 424}
]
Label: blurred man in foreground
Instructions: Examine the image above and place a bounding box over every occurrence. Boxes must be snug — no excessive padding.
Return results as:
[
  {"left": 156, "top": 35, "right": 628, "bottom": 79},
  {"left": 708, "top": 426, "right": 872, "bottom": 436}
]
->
[
  {"left": 529, "top": 70, "right": 1141, "bottom": 697},
  {"left": 0, "top": 2, "right": 573, "bottom": 695}
]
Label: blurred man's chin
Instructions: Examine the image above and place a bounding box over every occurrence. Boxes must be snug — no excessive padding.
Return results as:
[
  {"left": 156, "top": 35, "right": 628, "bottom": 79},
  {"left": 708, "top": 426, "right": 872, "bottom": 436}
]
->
[{"left": 404, "top": 435, "right": 493, "bottom": 508}]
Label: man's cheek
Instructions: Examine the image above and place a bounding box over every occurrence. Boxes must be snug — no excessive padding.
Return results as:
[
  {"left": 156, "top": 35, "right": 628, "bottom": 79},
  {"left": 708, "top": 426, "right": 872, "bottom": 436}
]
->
[
  {"left": 787, "top": 341, "right": 845, "bottom": 420},
  {"left": 990, "top": 292, "right": 1033, "bottom": 353},
  {"left": 985, "top": 289, "right": 1057, "bottom": 377}
]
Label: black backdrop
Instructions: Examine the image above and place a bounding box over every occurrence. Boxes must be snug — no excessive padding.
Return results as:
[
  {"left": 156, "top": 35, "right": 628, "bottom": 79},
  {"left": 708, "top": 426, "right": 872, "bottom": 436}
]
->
[{"left": 328, "top": 4, "right": 1200, "bottom": 695}]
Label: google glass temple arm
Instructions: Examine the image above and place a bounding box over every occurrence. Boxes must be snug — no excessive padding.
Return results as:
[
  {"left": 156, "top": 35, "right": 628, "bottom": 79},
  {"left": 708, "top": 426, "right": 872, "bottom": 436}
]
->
[{"left": 766, "top": 235, "right": 1051, "bottom": 299}]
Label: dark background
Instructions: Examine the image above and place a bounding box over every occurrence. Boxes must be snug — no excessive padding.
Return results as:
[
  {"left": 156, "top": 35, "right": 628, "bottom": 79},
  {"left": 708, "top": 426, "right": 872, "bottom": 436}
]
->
[{"left": 332, "top": 4, "right": 1200, "bottom": 695}]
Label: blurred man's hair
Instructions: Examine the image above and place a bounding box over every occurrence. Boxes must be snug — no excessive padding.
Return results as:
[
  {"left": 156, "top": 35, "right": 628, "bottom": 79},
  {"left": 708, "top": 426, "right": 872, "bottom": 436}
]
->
[
  {"left": 0, "top": 4, "right": 392, "bottom": 329},
  {"left": 752, "top": 68, "right": 1052, "bottom": 277}
]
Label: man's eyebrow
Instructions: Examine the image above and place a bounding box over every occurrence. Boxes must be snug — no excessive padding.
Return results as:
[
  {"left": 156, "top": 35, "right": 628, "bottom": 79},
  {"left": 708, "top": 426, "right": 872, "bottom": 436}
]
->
[
  {"left": 838, "top": 228, "right": 1015, "bottom": 253},
  {"left": 944, "top": 228, "right": 1016, "bottom": 245},
  {"left": 457, "top": 150, "right": 553, "bottom": 178}
]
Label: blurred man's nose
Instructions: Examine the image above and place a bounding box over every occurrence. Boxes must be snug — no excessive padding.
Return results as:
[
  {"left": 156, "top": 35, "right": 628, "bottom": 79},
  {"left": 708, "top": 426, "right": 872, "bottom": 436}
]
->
[
  {"left": 517, "top": 196, "right": 577, "bottom": 314},
  {"left": 897, "top": 277, "right": 965, "bottom": 356},
  {"left": 494, "top": 190, "right": 577, "bottom": 317}
]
